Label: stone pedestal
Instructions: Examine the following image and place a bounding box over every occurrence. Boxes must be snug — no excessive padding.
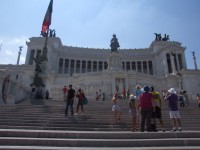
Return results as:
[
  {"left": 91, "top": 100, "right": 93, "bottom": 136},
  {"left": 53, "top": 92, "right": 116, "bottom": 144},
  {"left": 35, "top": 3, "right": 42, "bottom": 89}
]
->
[{"left": 107, "top": 51, "right": 123, "bottom": 71}]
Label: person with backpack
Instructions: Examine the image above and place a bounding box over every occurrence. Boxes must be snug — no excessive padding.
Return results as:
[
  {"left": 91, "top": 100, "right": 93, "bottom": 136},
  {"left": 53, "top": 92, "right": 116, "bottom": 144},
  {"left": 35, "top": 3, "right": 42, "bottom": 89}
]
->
[{"left": 75, "top": 88, "right": 85, "bottom": 115}]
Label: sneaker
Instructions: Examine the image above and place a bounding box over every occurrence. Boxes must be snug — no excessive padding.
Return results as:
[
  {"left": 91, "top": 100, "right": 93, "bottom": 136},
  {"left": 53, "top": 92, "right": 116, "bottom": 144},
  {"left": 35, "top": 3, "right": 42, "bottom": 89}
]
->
[
  {"left": 75, "top": 113, "right": 78, "bottom": 115},
  {"left": 171, "top": 129, "right": 176, "bottom": 132},
  {"left": 162, "top": 129, "right": 166, "bottom": 132}
]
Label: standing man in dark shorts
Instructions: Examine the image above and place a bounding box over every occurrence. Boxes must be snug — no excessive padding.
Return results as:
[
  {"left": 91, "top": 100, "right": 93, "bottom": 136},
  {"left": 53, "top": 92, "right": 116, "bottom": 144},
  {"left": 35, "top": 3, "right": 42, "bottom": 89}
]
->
[
  {"left": 65, "top": 85, "right": 75, "bottom": 116},
  {"left": 151, "top": 87, "right": 165, "bottom": 132}
]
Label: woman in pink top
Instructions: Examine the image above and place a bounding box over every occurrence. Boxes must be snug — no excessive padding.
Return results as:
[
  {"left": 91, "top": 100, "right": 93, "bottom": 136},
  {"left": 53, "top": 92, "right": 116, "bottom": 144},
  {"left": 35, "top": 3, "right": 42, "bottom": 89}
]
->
[{"left": 139, "top": 85, "right": 154, "bottom": 132}]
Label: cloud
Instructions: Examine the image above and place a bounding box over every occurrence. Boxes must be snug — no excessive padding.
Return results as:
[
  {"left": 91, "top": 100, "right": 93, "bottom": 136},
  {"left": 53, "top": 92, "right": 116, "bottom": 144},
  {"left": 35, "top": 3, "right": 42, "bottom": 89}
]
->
[
  {"left": 0, "top": 36, "right": 28, "bottom": 64},
  {"left": 5, "top": 50, "right": 14, "bottom": 55}
]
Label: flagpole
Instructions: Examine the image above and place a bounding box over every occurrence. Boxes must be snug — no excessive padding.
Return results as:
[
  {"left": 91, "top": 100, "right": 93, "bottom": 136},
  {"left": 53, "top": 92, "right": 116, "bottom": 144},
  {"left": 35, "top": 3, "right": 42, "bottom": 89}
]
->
[
  {"left": 41, "top": 29, "right": 49, "bottom": 62},
  {"left": 41, "top": 0, "right": 53, "bottom": 62}
]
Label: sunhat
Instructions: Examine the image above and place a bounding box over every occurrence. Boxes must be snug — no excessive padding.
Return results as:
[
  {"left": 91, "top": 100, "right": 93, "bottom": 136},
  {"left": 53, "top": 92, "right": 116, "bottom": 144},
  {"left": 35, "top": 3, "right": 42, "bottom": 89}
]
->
[{"left": 168, "top": 88, "right": 176, "bottom": 94}]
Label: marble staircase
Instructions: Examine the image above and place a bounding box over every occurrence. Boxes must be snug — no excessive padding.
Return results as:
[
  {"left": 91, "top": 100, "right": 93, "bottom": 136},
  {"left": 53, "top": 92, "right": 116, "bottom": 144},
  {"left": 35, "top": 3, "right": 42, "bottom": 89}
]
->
[{"left": 0, "top": 97, "right": 200, "bottom": 149}]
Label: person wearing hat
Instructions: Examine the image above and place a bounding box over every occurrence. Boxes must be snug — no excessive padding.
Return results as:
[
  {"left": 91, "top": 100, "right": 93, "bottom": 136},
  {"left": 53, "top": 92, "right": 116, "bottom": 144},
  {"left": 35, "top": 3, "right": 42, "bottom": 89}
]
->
[
  {"left": 138, "top": 85, "right": 154, "bottom": 132},
  {"left": 129, "top": 94, "right": 137, "bottom": 132},
  {"left": 165, "top": 88, "right": 182, "bottom": 131}
]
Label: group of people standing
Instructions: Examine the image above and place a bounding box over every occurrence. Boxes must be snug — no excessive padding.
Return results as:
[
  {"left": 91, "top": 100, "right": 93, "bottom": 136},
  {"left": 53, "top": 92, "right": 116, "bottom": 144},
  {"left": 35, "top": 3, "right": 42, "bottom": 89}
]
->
[
  {"left": 112, "top": 85, "right": 182, "bottom": 132},
  {"left": 63, "top": 85, "right": 86, "bottom": 116}
]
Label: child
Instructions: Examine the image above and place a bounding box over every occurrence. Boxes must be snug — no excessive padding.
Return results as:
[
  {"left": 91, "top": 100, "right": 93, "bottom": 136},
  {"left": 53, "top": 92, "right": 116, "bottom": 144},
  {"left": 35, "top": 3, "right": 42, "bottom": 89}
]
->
[
  {"left": 112, "top": 93, "right": 121, "bottom": 123},
  {"left": 129, "top": 94, "right": 137, "bottom": 132}
]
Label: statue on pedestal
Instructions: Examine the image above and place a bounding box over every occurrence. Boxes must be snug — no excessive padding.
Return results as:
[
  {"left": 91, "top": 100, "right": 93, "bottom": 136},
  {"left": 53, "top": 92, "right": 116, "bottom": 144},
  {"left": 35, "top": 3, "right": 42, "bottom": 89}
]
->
[
  {"left": 154, "top": 33, "right": 170, "bottom": 41},
  {"left": 110, "top": 34, "right": 120, "bottom": 52},
  {"left": 30, "top": 55, "right": 45, "bottom": 88}
]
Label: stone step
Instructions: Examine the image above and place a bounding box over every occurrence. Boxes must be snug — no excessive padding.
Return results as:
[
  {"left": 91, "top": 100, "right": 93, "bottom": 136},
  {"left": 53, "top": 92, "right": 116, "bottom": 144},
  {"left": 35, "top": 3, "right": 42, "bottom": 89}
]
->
[
  {"left": 0, "top": 136, "right": 199, "bottom": 147},
  {"left": 0, "top": 129, "right": 200, "bottom": 147},
  {"left": 1, "top": 129, "right": 200, "bottom": 139},
  {"left": 0, "top": 146, "right": 200, "bottom": 150}
]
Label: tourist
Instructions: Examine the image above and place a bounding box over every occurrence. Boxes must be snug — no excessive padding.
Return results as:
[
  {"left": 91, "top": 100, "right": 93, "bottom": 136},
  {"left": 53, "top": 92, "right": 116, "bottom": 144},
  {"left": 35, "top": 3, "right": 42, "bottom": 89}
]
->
[
  {"left": 135, "top": 85, "right": 143, "bottom": 115},
  {"left": 99, "top": 89, "right": 102, "bottom": 99},
  {"left": 129, "top": 94, "right": 137, "bottom": 132},
  {"left": 151, "top": 87, "right": 165, "bottom": 132},
  {"left": 181, "top": 90, "right": 190, "bottom": 107},
  {"left": 179, "top": 91, "right": 185, "bottom": 107},
  {"left": 96, "top": 91, "right": 99, "bottom": 101},
  {"left": 112, "top": 93, "right": 121, "bottom": 123},
  {"left": 196, "top": 94, "right": 200, "bottom": 108},
  {"left": 102, "top": 93, "right": 106, "bottom": 101},
  {"left": 63, "top": 85, "right": 68, "bottom": 98},
  {"left": 126, "top": 89, "right": 130, "bottom": 99},
  {"left": 45, "top": 90, "right": 49, "bottom": 99},
  {"left": 122, "top": 88, "right": 126, "bottom": 99},
  {"left": 75, "top": 88, "right": 85, "bottom": 115},
  {"left": 165, "top": 88, "right": 182, "bottom": 131},
  {"left": 65, "top": 84, "right": 75, "bottom": 116},
  {"left": 138, "top": 85, "right": 154, "bottom": 132},
  {"left": 135, "top": 85, "right": 143, "bottom": 100}
]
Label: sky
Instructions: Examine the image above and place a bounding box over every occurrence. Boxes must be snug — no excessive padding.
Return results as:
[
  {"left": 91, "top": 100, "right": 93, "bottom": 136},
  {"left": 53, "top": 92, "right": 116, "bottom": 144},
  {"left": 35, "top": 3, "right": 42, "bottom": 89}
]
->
[{"left": 0, "top": 0, "right": 199, "bottom": 69}]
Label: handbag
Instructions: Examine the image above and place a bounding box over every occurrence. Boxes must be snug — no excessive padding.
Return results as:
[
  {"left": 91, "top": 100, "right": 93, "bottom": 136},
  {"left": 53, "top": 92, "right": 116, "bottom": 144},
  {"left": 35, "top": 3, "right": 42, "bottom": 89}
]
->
[{"left": 83, "top": 97, "right": 88, "bottom": 105}]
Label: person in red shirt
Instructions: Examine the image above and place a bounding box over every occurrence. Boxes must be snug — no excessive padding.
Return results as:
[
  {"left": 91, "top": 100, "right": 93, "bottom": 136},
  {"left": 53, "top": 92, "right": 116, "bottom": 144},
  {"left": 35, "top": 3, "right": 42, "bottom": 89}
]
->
[
  {"left": 138, "top": 85, "right": 154, "bottom": 132},
  {"left": 63, "top": 85, "right": 68, "bottom": 98}
]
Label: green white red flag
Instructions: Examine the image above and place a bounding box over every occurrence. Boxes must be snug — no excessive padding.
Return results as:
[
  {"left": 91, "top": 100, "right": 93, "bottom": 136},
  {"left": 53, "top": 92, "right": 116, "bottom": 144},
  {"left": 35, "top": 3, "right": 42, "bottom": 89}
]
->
[{"left": 42, "top": 0, "right": 53, "bottom": 33}]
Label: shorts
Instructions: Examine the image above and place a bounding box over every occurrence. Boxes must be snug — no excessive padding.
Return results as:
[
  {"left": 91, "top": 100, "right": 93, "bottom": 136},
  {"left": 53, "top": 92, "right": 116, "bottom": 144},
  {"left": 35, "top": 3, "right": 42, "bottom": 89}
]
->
[
  {"left": 112, "top": 104, "right": 121, "bottom": 112},
  {"left": 152, "top": 106, "right": 162, "bottom": 119},
  {"left": 169, "top": 110, "right": 181, "bottom": 119}
]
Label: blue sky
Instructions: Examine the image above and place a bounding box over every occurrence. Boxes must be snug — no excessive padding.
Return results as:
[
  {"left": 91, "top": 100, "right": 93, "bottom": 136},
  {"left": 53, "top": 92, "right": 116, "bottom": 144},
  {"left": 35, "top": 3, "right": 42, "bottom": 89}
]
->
[{"left": 0, "top": 0, "right": 199, "bottom": 69}]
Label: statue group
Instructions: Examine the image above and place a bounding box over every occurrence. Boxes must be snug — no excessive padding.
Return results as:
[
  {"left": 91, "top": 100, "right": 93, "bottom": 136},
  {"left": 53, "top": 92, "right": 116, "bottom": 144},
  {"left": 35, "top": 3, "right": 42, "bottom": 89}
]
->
[
  {"left": 41, "top": 29, "right": 56, "bottom": 37},
  {"left": 110, "top": 34, "right": 120, "bottom": 52},
  {"left": 154, "top": 33, "right": 170, "bottom": 41}
]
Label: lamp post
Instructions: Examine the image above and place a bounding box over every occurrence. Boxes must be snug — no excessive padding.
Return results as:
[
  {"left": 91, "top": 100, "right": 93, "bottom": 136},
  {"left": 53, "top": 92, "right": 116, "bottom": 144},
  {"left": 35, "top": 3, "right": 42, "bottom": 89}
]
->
[
  {"left": 192, "top": 51, "right": 198, "bottom": 70},
  {"left": 17, "top": 46, "right": 23, "bottom": 65}
]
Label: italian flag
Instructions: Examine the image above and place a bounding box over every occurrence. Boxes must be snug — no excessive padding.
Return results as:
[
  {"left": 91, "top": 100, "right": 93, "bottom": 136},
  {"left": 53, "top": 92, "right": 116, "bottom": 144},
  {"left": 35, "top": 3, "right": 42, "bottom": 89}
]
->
[{"left": 42, "top": 0, "right": 53, "bottom": 33}]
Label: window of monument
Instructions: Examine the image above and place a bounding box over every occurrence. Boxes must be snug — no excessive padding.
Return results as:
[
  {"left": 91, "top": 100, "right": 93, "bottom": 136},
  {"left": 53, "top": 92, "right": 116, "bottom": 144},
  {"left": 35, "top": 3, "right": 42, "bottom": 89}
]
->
[
  {"left": 64, "top": 59, "right": 69, "bottom": 74},
  {"left": 122, "top": 61, "right": 125, "bottom": 69},
  {"left": 104, "top": 61, "right": 108, "bottom": 69},
  {"left": 166, "top": 53, "right": 172, "bottom": 73},
  {"left": 76, "top": 60, "right": 80, "bottom": 73},
  {"left": 93, "top": 61, "right": 97, "bottom": 72},
  {"left": 143, "top": 61, "right": 147, "bottom": 73},
  {"left": 82, "top": 60, "right": 86, "bottom": 73},
  {"left": 178, "top": 54, "right": 183, "bottom": 70},
  {"left": 99, "top": 61, "right": 103, "bottom": 71},
  {"left": 87, "top": 61, "right": 91, "bottom": 72},
  {"left": 58, "top": 58, "right": 63, "bottom": 74},
  {"left": 29, "top": 49, "right": 35, "bottom": 65},
  {"left": 132, "top": 61, "right": 136, "bottom": 70},
  {"left": 174, "top": 54, "right": 178, "bottom": 71},
  {"left": 137, "top": 61, "right": 142, "bottom": 73},
  {"left": 148, "top": 61, "right": 153, "bottom": 75},
  {"left": 70, "top": 59, "right": 75, "bottom": 75},
  {"left": 126, "top": 61, "right": 130, "bottom": 71},
  {"left": 36, "top": 49, "right": 41, "bottom": 58}
]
